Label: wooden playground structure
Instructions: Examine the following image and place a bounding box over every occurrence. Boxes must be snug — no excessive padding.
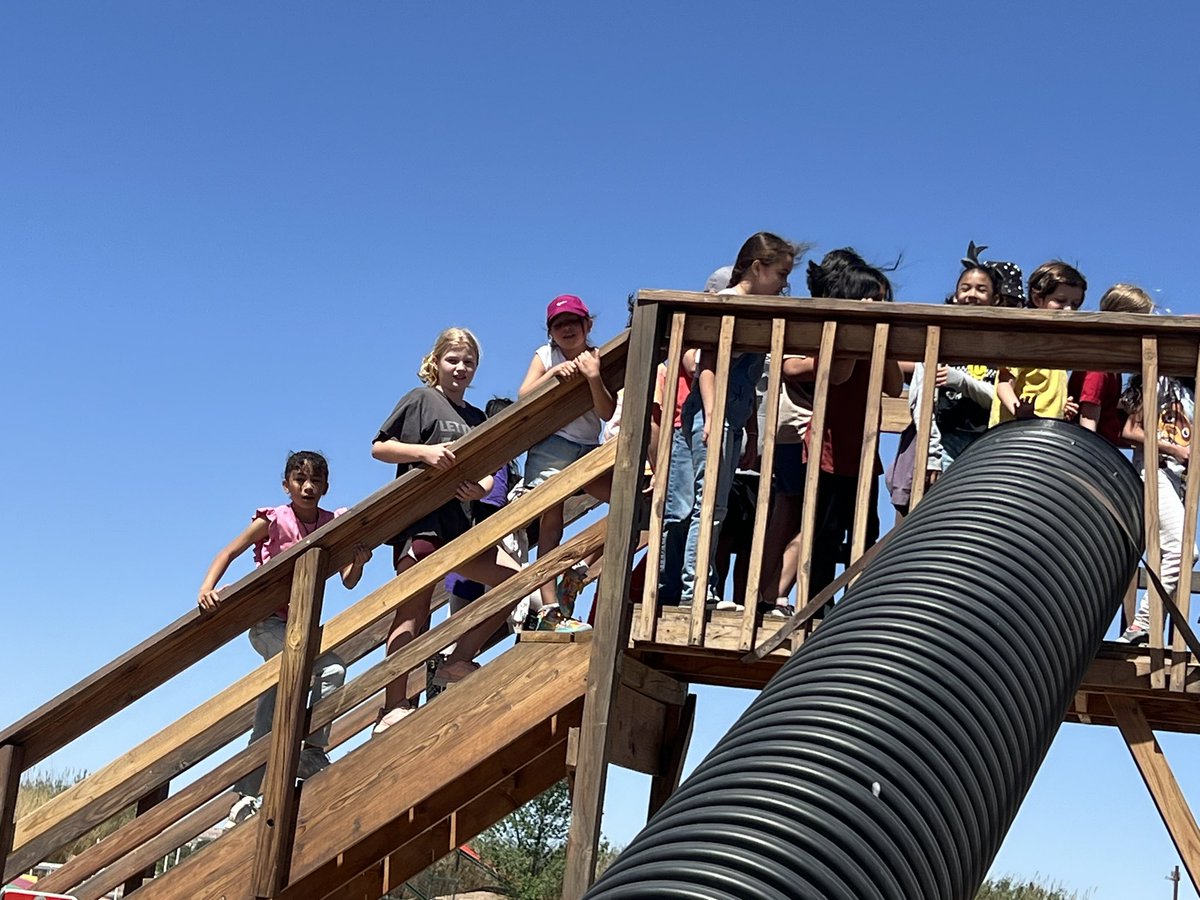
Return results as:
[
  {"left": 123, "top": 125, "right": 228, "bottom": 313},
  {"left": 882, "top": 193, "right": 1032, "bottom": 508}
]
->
[{"left": 4, "top": 292, "right": 1200, "bottom": 899}]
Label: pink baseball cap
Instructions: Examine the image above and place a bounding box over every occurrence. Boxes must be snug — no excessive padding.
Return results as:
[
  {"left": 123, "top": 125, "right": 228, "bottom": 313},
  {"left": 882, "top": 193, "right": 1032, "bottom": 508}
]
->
[{"left": 546, "top": 294, "right": 591, "bottom": 325}]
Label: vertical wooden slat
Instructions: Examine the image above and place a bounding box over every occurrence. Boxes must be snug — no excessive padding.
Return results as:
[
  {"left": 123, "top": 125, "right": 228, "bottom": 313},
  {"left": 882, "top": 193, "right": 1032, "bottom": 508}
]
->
[
  {"left": 563, "top": 299, "right": 663, "bottom": 898},
  {"left": 120, "top": 781, "right": 171, "bottom": 896},
  {"left": 850, "top": 323, "right": 890, "bottom": 566},
  {"left": 739, "top": 321, "right": 786, "bottom": 650},
  {"left": 794, "top": 322, "right": 838, "bottom": 613},
  {"left": 909, "top": 325, "right": 942, "bottom": 510},
  {"left": 688, "top": 316, "right": 735, "bottom": 646},
  {"left": 1141, "top": 339, "right": 1165, "bottom": 690},
  {"left": 638, "top": 312, "right": 686, "bottom": 643},
  {"left": 252, "top": 546, "right": 327, "bottom": 898},
  {"left": 1169, "top": 348, "right": 1200, "bottom": 689},
  {"left": 1111, "top": 696, "right": 1200, "bottom": 895},
  {"left": 0, "top": 742, "right": 24, "bottom": 873}
]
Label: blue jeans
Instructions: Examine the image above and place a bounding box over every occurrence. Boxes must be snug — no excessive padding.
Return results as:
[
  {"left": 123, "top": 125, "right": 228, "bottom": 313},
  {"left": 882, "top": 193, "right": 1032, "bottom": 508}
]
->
[{"left": 680, "top": 415, "right": 744, "bottom": 603}]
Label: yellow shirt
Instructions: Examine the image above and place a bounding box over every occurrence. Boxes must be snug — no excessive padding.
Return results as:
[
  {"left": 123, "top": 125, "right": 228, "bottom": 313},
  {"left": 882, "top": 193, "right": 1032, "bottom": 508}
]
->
[{"left": 989, "top": 367, "right": 1068, "bottom": 426}]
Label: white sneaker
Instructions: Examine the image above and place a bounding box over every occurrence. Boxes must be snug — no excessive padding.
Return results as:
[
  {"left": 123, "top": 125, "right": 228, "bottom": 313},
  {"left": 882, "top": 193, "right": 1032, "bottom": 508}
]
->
[
  {"left": 714, "top": 599, "right": 745, "bottom": 611},
  {"left": 228, "top": 794, "right": 261, "bottom": 825}
]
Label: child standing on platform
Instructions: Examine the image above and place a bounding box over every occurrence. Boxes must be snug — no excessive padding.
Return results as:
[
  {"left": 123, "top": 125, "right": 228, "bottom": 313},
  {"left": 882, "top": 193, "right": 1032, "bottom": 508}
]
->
[
  {"left": 667, "top": 232, "right": 797, "bottom": 609},
  {"left": 371, "top": 328, "right": 522, "bottom": 733},
  {"left": 1070, "top": 285, "right": 1151, "bottom": 445},
  {"left": 197, "top": 450, "right": 371, "bottom": 823},
  {"left": 519, "top": 295, "right": 615, "bottom": 620},
  {"left": 990, "top": 261, "right": 1087, "bottom": 424}
]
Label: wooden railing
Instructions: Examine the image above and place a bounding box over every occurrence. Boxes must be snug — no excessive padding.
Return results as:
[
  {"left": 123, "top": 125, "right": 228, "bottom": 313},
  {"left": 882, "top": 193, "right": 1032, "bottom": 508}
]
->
[
  {"left": 614, "top": 292, "right": 1200, "bottom": 677},
  {"left": 0, "top": 332, "right": 629, "bottom": 897}
]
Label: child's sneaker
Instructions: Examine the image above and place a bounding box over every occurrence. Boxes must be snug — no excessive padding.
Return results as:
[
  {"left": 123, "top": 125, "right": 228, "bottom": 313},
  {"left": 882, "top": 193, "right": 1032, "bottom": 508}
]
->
[
  {"left": 1116, "top": 619, "right": 1151, "bottom": 646},
  {"left": 556, "top": 562, "right": 590, "bottom": 619},
  {"left": 297, "top": 746, "right": 331, "bottom": 780},
  {"left": 760, "top": 600, "right": 795, "bottom": 619},
  {"left": 714, "top": 599, "right": 745, "bottom": 612},
  {"left": 525, "top": 604, "right": 593, "bottom": 634},
  {"left": 228, "top": 794, "right": 261, "bottom": 826}
]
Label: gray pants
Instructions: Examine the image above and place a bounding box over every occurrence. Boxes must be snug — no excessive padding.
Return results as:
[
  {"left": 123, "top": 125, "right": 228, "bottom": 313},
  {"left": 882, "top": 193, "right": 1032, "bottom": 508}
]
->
[{"left": 234, "top": 615, "right": 346, "bottom": 796}]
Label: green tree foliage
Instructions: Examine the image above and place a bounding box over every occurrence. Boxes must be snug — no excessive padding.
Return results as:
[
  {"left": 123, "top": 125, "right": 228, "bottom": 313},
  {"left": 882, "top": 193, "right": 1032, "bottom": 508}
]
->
[
  {"left": 16, "top": 768, "right": 136, "bottom": 864},
  {"left": 976, "top": 875, "right": 1094, "bottom": 899}
]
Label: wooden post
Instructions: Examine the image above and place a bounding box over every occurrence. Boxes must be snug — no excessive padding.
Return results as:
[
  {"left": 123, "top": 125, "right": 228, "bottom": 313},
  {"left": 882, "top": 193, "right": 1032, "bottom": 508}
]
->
[
  {"left": 1142, "top": 340, "right": 1165, "bottom": 689},
  {"left": 0, "top": 742, "right": 24, "bottom": 875},
  {"left": 563, "top": 299, "right": 663, "bottom": 899},
  {"left": 689, "top": 315, "right": 734, "bottom": 645},
  {"left": 1169, "top": 347, "right": 1200, "bottom": 690},
  {"left": 739, "top": 320, "right": 785, "bottom": 650},
  {"left": 120, "top": 781, "right": 171, "bottom": 896},
  {"left": 639, "top": 312, "right": 686, "bottom": 643},
  {"left": 1111, "top": 696, "right": 1200, "bottom": 894},
  {"left": 647, "top": 693, "right": 696, "bottom": 818},
  {"left": 253, "top": 546, "right": 327, "bottom": 899},
  {"left": 850, "top": 323, "right": 889, "bottom": 565},
  {"left": 908, "top": 325, "right": 941, "bottom": 510},
  {"left": 794, "top": 322, "right": 837, "bottom": 613}
]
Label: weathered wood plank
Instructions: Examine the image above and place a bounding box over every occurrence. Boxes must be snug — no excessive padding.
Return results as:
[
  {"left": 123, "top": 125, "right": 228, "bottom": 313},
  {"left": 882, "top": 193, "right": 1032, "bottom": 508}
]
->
[
  {"left": 1143, "top": 340, "right": 1165, "bottom": 690},
  {"left": 909, "top": 325, "right": 941, "bottom": 510},
  {"left": 1111, "top": 696, "right": 1200, "bottom": 895},
  {"left": 794, "top": 322, "right": 837, "bottom": 612},
  {"left": 851, "top": 323, "right": 889, "bottom": 563},
  {"left": 253, "top": 547, "right": 326, "bottom": 898},
  {"left": 647, "top": 692, "right": 696, "bottom": 818},
  {"left": 564, "top": 299, "right": 663, "bottom": 898},
  {"left": 0, "top": 743, "right": 24, "bottom": 872},
  {"left": 740, "top": 320, "right": 785, "bottom": 650},
  {"left": 119, "top": 782, "right": 171, "bottom": 897},
  {"left": 1170, "top": 346, "right": 1200, "bottom": 690}
]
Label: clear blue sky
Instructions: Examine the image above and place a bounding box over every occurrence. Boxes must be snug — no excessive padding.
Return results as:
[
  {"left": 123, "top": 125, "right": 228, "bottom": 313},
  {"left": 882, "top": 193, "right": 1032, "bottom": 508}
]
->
[{"left": 4, "top": 2, "right": 1199, "bottom": 896}]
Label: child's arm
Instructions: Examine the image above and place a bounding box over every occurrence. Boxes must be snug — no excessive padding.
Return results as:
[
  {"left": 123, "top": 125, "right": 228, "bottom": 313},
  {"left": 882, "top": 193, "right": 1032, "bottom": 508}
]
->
[
  {"left": 781, "top": 355, "right": 856, "bottom": 386},
  {"left": 340, "top": 545, "right": 372, "bottom": 590},
  {"left": 198, "top": 518, "right": 272, "bottom": 612},
  {"left": 1078, "top": 402, "right": 1101, "bottom": 433},
  {"left": 371, "top": 439, "right": 456, "bottom": 470},
  {"left": 518, "top": 352, "right": 578, "bottom": 398},
  {"left": 575, "top": 348, "right": 618, "bottom": 420},
  {"left": 994, "top": 368, "right": 1034, "bottom": 418},
  {"left": 1122, "top": 415, "right": 1190, "bottom": 465},
  {"left": 455, "top": 474, "right": 496, "bottom": 501}
]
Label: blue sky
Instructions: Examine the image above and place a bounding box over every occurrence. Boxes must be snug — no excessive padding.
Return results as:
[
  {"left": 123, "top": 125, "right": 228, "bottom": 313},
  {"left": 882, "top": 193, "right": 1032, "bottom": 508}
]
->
[{"left": 3, "top": 1, "right": 1199, "bottom": 896}]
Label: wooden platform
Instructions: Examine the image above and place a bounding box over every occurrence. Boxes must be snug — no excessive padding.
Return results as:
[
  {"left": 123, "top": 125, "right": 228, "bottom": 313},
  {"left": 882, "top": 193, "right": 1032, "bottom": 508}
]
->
[{"left": 628, "top": 605, "right": 1200, "bottom": 734}]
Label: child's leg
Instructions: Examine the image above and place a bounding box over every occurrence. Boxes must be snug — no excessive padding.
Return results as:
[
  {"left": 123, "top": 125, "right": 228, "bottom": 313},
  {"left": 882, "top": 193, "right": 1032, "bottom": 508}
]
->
[
  {"left": 234, "top": 615, "right": 288, "bottom": 797},
  {"left": 536, "top": 503, "right": 566, "bottom": 610},
  {"left": 659, "top": 426, "right": 695, "bottom": 605},
  {"left": 383, "top": 543, "right": 437, "bottom": 713},
  {"left": 681, "top": 421, "right": 741, "bottom": 604},
  {"left": 443, "top": 547, "right": 522, "bottom": 669},
  {"left": 305, "top": 651, "right": 346, "bottom": 748}
]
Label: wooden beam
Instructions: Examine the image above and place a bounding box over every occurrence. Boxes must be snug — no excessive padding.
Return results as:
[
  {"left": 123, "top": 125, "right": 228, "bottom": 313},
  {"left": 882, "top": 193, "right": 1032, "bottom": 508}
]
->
[
  {"left": 253, "top": 547, "right": 327, "bottom": 898},
  {"left": 740, "top": 319, "right": 786, "bottom": 650},
  {"left": 1143, "top": 340, "right": 1165, "bottom": 690},
  {"left": 795, "top": 322, "right": 837, "bottom": 612},
  {"left": 619, "top": 656, "right": 687, "bottom": 707},
  {"left": 1111, "top": 696, "right": 1200, "bottom": 895},
  {"left": 908, "top": 325, "right": 941, "bottom": 510},
  {"left": 564, "top": 299, "right": 663, "bottom": 899},
  {"left": 0, "top": 742, "right": 24, "bottom": 873},
  {"left": 647, "top": 692, "right": 696, "bottom": 818},
  {"left": 850, "top": 323, "right": 889, "bottom": 563},
  {"left": 1170, "top": 345, "right": 1200, "bottom": 690}
]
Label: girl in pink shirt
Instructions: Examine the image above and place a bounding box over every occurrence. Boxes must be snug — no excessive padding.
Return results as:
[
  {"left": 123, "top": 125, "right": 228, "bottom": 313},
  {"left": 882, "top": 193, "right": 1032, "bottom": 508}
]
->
[{"left": 197, "top": 450, "right": 371, "bottom": 823}]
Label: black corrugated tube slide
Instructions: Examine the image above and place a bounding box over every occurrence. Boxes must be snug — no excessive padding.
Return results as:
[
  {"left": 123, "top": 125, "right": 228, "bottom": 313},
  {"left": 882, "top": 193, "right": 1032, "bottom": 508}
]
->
[{"left": 586, "top": 419, "right": 1143, "bottom": 900}]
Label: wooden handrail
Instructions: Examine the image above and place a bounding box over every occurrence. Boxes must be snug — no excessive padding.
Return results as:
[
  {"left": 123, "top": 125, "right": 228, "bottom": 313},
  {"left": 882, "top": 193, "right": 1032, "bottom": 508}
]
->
[
  {"left": 0, "top": 331, "right": 628, "bottom": 771},
  {"left": 6, "top": 442, "right": 618, "bottom": 883}
]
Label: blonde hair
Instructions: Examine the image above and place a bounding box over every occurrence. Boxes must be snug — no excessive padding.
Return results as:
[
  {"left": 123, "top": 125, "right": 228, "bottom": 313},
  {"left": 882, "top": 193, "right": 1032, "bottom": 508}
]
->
[
  {"left": 1099, "top": 283, "right": 1155, "bottom": 315},
  {"left": 418, "top": 327, "right": 482, "bottom": 386}
]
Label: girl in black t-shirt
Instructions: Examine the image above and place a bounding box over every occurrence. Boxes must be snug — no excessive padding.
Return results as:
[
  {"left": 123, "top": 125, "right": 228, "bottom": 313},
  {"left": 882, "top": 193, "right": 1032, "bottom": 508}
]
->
[{"left": 370, "top": 327, "right": 521, "bottom": 733}]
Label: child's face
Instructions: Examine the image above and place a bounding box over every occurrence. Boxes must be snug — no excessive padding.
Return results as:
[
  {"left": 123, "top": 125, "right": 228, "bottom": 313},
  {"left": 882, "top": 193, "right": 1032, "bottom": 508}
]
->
[
  {"left": 437, "top": 344, "right": 478, "bottom": 394},
  {"left": 284, "top": 464, "right": 328, "bottom": 510},
  {"left": 749, "top": 257, "right": 794, "bottom": 296},
  {"left": 954, "top": 270, "right": 996, "bottom": 306},
  {"left": 549, "top": 314, "right": 590, "bottom": 349},
  {"left": 1032, "top": 284, "right": 1084, "bottom": 311}
]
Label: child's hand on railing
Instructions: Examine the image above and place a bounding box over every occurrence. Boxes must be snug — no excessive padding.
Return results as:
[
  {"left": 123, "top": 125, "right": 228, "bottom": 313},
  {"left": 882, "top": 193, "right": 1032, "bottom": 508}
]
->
[
  {"left": 197, "top": 586, "right": 224, "bottom": 613},
  {"left": 576, "top": 348, "right": 602, "bottom": 381},
  {"left": 1064, "top": 395, "right": 1080, "bottom": 420},
  {"left": 420, "top": 443, "right": 457, "bottom": 470},
  {"left": 1014, "top": 397, "right": 1037, "bottom": 419},
  {"left": 455, "top": 480, "right": 487, "bottom": 501},
  {"left": 550, "top": 360, "right": 580, "bottom": 381}
]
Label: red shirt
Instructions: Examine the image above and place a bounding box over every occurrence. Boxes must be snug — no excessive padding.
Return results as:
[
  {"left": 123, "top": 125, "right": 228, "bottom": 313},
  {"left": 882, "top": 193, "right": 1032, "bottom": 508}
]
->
[
  {"left": 653, "top": 363, "right": 693, "bottom": 429},
  {"left": 803, "top": 360, "right": 883, "bottom": 477},
  {"left": 1068, "top": 370, "right": 1124, "bottom": 446}
]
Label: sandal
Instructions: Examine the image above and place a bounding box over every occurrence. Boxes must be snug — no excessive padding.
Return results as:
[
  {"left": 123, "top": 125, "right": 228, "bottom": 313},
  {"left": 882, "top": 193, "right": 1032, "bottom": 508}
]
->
[
  {"left": 525, "top": 604, "right": 593, "bottom": 634},
  {"left": 372, "top": 705, "right": 415, "bottom": 735},
  {"left": 555, "top": 562, "right": 590, "bottom": 619},
  {"left": 430, "top": 658, "right": 480, "bottom": 690}
]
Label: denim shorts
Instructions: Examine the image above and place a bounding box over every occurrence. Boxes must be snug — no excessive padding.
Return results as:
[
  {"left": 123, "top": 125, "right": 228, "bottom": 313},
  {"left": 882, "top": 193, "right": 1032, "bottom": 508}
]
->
[{"left": 525, "top": 433, "right": 596, "bottom": 488}]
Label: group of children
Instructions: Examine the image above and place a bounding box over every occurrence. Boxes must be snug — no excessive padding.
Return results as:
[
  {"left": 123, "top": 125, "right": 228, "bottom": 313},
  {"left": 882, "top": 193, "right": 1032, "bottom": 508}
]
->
[{"left": 195, "top": 232, "right": 1191, "bottom": 826}]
